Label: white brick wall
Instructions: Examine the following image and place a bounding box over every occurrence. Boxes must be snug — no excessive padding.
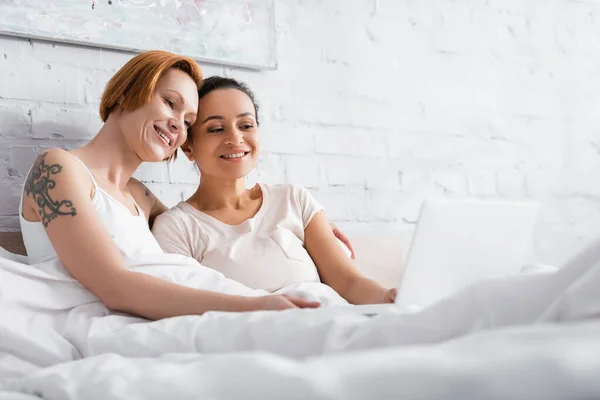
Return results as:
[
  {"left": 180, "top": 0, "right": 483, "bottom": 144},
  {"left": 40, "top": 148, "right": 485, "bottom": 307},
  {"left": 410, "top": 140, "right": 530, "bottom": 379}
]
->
[{"left": 1, "top": 0, "right": 600, "bottom": 266}]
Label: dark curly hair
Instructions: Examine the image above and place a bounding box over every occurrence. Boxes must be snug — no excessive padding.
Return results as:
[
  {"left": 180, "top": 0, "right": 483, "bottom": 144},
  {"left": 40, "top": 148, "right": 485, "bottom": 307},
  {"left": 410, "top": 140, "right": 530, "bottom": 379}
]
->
[{"left": 188, "top": 75, "right": 260, "bottom": 140}]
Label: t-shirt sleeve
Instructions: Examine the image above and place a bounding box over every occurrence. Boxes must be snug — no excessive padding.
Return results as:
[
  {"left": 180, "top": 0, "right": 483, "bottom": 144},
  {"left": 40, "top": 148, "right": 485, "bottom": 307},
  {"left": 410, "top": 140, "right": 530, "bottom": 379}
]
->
[
  {"left": 151, "top": 212, "right": 194, "bottom": 258},
  {"left": 293, "top": 185, "right": 324, "bottom": 228}
]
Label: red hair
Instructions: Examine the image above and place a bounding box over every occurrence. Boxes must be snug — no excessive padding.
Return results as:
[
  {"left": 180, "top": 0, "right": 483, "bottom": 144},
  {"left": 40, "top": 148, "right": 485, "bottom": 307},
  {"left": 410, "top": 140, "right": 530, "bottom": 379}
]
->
[{"left": 100, "top": 50, "right": 203, "bottom": 122}]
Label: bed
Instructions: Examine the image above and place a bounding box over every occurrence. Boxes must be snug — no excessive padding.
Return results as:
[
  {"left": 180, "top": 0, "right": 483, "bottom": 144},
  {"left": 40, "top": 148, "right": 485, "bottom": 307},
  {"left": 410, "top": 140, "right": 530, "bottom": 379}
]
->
[{"left": 1, "top": 231, "right": 600, "bottom": 399}]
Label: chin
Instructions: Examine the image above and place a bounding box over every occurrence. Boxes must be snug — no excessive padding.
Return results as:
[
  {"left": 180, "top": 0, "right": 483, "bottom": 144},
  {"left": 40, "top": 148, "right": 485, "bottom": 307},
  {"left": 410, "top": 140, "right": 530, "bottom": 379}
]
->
[
  {"left": 211, "top": 169, "right": 251, "bottom": 180},
  {"left": 223, "top": 172, "right": 251, "bottom": 180},
  {"left": 141, "top": 149, "right": 171, "bottom": 163}
]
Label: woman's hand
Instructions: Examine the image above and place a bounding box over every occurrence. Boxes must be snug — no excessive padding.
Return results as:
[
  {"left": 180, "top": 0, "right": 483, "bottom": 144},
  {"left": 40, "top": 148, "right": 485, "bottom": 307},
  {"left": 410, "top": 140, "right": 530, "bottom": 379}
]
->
[
  {"left": 257, "top": 294, "right": 321, "bottom": 311},
  {"left": 383, "top": 288, "right": 397, "bottom": 304},
  {"left": 330, "top": 223, "right": 356, "bottom": 259}
]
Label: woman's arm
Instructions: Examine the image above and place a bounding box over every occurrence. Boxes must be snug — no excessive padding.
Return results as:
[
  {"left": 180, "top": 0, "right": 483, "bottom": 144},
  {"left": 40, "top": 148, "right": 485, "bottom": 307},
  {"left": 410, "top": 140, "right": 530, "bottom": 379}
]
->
[
  {"left": 24, "top": 149, "right": 316, "bottom": 319},
  {"left": 128, "top": 178, "right": 169, "bottom": 228},
  {"left": 304, "top": 211, "right": 396, "bottom": 304},
  {"left": 330, "top": 223, "right": 356, "bottom": 259}
]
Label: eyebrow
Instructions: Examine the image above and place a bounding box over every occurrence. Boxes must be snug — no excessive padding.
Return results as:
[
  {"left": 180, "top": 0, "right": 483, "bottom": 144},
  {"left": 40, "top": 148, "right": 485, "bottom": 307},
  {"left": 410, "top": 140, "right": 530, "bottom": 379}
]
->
[
  {"left": 201, "top": 112, "right": 255, "bottom": 124},
  {"left": 165, "top": 89, "right": 185, "bottom": 105},
  {"left": 165, "top": 89, "right": 197, "bottom": 120}
]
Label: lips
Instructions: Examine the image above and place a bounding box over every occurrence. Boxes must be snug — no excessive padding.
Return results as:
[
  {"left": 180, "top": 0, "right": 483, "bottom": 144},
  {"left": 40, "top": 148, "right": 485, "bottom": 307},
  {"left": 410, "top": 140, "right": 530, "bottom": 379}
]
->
[
  {"left": 153, "top": 124, "right": 172, "bottom": 146},
  {"left": 220, "top": 151, "right": 249, "bottom": 159}
]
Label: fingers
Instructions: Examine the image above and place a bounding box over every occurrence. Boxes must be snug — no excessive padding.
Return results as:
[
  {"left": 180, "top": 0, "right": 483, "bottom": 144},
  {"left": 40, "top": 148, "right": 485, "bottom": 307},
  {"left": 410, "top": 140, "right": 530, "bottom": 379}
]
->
[
  {"left": 283, "top": 295, "right": 321, "bottom": 308},
  {"left": 332, "top": 225, "right": 356, "bottom": 259},
  {"left": 385, "top": 288, "right": 398, "bottom": 303},
  {"left": 339, "top": 234, "right": 356, "bottom": 259},
  {"left": 346, "top": 242, "right": 356, "bottom": 259}
]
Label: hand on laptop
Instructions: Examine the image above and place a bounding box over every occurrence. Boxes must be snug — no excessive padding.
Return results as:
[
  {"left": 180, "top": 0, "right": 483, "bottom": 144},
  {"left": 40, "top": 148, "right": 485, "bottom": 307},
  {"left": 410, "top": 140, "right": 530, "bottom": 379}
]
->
[{"left": 383, "top": 288, "right": 397, "bottom": 303}]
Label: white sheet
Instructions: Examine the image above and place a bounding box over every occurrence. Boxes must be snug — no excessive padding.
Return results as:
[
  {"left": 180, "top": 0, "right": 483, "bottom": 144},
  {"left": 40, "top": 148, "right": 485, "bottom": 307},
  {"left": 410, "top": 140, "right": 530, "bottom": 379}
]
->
[
  {"left": 1, "top": 236, "right": 600, "bottom": 398},
  {"left": 3, "top": 321, "right": 600, "bottom": 400}
]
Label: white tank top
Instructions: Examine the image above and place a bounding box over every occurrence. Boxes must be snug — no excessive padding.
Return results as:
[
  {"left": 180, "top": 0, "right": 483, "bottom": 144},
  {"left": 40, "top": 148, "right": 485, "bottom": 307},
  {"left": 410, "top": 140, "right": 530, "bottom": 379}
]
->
[{"left": 19, "top": 156, "right": 164, "bottom": 265}]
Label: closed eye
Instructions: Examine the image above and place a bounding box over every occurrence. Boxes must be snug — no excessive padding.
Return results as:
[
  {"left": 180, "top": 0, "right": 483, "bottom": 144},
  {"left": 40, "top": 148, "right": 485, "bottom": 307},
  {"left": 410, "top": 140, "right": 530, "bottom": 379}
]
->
[
  {"left": 240, "top": 124, "right": 254, "bottom": 130},
  {"left": 208, "top": 127, "right": 224, "bottom": 133},
  {"left": 164, "top": 98, "right": 175, "bottom": 108}
]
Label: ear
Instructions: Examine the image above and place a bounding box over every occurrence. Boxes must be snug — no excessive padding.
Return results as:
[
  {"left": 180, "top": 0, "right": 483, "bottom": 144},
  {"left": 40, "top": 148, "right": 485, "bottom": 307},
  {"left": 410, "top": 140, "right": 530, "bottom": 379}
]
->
[{"left": 181, "top": 139, "right": 195, "bottom": 162}]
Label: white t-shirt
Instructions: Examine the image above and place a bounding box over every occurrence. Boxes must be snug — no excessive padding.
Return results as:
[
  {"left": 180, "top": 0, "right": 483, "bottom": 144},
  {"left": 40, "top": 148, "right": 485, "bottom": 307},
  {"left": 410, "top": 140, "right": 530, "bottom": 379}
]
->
[{"left": 152, "top": 183, "right": 324, "bottom": 292}]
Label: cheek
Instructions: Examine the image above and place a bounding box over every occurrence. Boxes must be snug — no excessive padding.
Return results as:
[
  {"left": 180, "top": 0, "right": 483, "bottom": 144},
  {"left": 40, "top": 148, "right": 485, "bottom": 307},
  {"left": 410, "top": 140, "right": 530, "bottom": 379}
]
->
[
  {"left": 193, "top": 138, "right": 217, "bottom": 162},
  {"left": 147, "top": 97, "right": 163, "bottom": 112},
  {"left": 119, "top": 113, "right": 140, "bottom": 135},
  {"left": 176, "top": 134, "right": 188, "bottom": 149},
  {"left": 128, "top": 109, "right": 148, "bottom": 126},
  {"left": 249, "top": 134, "right": 260, "bottom": 151}
]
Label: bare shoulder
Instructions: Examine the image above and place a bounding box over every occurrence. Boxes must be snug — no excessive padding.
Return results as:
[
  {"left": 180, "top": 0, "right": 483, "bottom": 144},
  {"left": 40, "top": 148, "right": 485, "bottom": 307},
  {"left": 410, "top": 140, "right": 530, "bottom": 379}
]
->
[
  {"left": 127, "top": 177, "right": 153, "bottom": 200},
  {"left": 27, "top": 147, "right": 75, "bottom": 169},
  {"left": 127, "top": 177, "right": 168, "bottom": 225},
  {"left": 23, "top": 148, "right": 92, "bottom": 225},
  {"left": 127, "top": 178, "right": 154, "bottom": 216},
  {"left": 24, "top": 148, "right": 91, "bottom": 197}
]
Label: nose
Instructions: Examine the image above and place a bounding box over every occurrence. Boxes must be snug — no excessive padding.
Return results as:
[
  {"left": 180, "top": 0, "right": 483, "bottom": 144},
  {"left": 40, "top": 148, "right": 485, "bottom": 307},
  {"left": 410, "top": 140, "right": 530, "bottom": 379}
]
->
[
  {"left": 168, "top": 117, "right": 184, "bottom": 135},
  {"left": 225, "top": 126, "right": 244, "bottom": 145}
]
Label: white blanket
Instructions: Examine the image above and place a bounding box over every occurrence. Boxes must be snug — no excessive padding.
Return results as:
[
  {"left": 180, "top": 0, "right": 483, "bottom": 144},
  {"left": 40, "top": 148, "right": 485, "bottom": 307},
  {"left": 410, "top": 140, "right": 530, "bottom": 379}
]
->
[{"left": 1, "top": 237, "right": 600, "bottom": 399}]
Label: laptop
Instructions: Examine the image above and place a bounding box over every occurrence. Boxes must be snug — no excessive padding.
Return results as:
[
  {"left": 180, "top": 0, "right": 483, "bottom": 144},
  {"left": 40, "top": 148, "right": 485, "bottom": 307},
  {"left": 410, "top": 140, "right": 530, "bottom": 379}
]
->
[{"left": 334, "top": 198, "right": 539, "bottom": 315}]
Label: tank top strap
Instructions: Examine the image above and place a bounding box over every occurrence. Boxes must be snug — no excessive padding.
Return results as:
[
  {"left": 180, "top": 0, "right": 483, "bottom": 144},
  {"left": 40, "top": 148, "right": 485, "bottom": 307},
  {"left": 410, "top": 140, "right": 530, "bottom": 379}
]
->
[
  {"left": 70, "top": 155, "right": 99, "bottom": 190},
  {"left": 19, "top": 164, "right": 33, "bottom": 216},
  {"left": 71, "top": 154, "right": 145, "bottom": 218}
]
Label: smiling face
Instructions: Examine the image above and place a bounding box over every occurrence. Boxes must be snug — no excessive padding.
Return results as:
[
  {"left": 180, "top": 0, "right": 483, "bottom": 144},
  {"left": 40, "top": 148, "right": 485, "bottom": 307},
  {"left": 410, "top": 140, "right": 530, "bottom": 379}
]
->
[
  {"left": 118, "top": 68, "right": 199, "bottom": 162},
  {"left": 185, "top": 88, "right": 259, "bottom": 179}
]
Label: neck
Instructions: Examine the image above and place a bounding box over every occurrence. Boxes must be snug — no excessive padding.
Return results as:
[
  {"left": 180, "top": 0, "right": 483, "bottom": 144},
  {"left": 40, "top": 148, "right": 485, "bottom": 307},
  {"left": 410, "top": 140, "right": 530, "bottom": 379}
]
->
[
  {"left": 72, "top": 117, "right": 142, "bottom": 190},
  {"left": 190, "top": 175, "right": 251, "bottom": 210}
]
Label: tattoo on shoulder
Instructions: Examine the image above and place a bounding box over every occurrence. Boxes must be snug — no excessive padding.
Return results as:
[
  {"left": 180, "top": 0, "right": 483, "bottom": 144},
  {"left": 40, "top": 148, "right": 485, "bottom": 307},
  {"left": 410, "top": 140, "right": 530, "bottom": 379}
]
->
[
  {"left": 25, "top": 153, "right": 77, "bottom": 227},
  {"left": 145, "top": 188, "right": 150, "bottom": 197}
]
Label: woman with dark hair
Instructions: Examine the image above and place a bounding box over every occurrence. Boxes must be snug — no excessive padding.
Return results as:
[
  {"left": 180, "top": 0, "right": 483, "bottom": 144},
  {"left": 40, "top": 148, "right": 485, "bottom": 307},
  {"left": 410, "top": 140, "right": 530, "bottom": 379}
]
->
[{"left": 152, "top": 76, "right": 397, "bottom": 305}]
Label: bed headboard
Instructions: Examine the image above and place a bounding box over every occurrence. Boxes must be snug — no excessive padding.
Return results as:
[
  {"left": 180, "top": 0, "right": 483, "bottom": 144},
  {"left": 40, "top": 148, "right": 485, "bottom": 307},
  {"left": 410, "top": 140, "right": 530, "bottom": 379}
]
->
[{"left": 0, "top": 231, "right": 27, "bottom": 255}]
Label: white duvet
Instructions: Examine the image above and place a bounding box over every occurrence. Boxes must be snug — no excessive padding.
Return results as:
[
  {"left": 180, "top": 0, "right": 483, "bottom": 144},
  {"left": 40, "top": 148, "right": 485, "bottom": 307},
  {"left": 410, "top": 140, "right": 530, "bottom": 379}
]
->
[{"left": 1, "top": 236, "right": 600, "bottom": 399}]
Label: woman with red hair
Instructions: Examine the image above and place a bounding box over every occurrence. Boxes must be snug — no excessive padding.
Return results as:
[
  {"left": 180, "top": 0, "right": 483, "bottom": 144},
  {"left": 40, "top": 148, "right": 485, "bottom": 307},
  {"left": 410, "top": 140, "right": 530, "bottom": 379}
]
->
[{"left": 19, "top": 50, "right": 321, "bottom": 319}]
